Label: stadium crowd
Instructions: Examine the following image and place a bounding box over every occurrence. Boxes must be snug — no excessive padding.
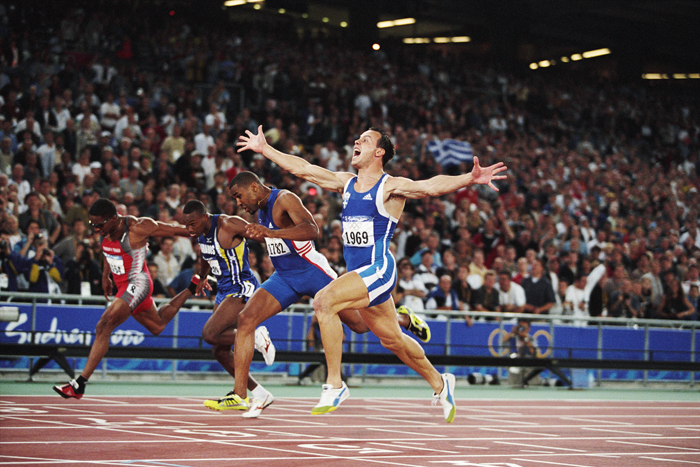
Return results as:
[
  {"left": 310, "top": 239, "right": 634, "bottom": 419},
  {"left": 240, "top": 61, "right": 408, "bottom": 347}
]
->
[{"left": 0, "top": 2, "right": 698, "bottom": 324}]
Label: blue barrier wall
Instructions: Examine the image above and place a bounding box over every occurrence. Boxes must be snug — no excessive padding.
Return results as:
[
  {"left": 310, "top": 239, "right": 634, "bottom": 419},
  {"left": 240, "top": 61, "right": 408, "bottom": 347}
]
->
[{"left": 1, "top": 303, "right": 697, "bottom": 382}]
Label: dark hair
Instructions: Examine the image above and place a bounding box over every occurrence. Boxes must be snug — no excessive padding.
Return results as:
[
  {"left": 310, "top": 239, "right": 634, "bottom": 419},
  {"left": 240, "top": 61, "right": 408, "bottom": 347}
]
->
[
  {"left": 229, "top": 170, "right": 261, "bottom": 189},
  {"left": 369, "top": 126, "right": 395, "bottom": 166},
  {"left": 183, "top": 199, "right": 207, "bottom": 215},
  {"left": 88, "top": 198, "right": 117, "bottom": 218}
]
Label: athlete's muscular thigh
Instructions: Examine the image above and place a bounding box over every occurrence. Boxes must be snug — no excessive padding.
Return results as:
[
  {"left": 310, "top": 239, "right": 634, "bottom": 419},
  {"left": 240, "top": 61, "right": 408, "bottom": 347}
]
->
[
  {"left": 97, "top": 298, "right": 133, "bottom": 333},
  {"left": 203, "top": 296, "right": 246, "bottom": 338},
  {"left": 358, "top": 299, "right": 403, "bottom": 343},
  {"left": 315, "top": 272, "right": 370, "bottom": 314}
]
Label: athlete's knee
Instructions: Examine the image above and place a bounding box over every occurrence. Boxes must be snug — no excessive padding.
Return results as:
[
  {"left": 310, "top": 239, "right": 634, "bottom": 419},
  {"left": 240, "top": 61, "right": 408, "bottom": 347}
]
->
[
  {"left": 342, "top": 313, "right": 370, "bottom": 334},
  {"left": 313, "top": 290, "right": 336, "bottom": 320},
  {"left": 95, "top": 314, "right": 121, "bottom": 336},
  {"left": 211, "top": 344, "right": 232, "bottom": 361},
  {"left": 201, "top": 324, "right": 217, "bottom": 345},
  {"left": 236, "top": 309, "right": 258, "bottom": 334}
]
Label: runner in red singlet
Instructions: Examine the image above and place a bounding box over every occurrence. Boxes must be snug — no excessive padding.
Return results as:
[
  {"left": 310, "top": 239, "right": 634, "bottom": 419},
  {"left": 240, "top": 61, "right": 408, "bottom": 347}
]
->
[{"left": 53, "top": 198, "right": 200, "bottom": 399}]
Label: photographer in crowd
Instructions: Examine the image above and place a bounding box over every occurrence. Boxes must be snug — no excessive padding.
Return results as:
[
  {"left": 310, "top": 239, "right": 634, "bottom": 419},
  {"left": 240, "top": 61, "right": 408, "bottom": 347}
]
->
[{"left": 0, "top": 231, "right": 32, "bottom": 292}]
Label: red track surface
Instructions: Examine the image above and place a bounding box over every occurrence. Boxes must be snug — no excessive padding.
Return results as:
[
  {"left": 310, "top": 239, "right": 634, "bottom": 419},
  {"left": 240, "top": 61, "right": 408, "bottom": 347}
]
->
[{"left": 1, "top": 396, "right": 699, "bottom": 466}]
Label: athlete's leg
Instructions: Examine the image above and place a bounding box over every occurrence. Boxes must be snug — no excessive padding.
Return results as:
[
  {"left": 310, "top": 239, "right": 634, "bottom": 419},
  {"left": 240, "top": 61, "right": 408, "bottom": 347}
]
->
[
  {"left": 201, "top": 295, "right": 245, "bottom": 347},
  {"left": 232, "top": 289, "right": 282, "bottom": 399},
  {"left": 359, "top": 300, "right": 443, "bottom": 393},
  {"left": 200, "top": 296, "right": 262, "bottom": 392},
  {"left": 81, "top": 299, "right": 133, "bottom": 380},
  {"left": 133, "top": 286, "right": 195, "bottom": 335},
  {"left": 313, "top": 272, "right": 370, "bottom": 389}
]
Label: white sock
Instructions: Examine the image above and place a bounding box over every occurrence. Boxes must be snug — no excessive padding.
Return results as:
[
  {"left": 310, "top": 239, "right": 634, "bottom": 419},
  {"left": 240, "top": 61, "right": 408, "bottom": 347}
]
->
[{"left": 251, "top": 385, "right": 267, "bottom": 400}]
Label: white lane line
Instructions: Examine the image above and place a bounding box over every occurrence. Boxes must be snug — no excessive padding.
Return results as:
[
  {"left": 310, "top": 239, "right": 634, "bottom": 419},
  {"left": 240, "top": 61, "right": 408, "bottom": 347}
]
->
[
  {"left": 369, "top": 442, "right": 460, "bottom": 454},
  {"left": 494, "top": 441, "right": 588, "bottom": 452},
  {"left": 366, "top": 416, "right": 438, "bottom": 425},
  {"left": 470, "top": 416, "right": 541, "bottom": 426},
  {"left": 639, "top": 456, "right": 700, "bottom": 464},
  {"left": 479, "top": 427, "right": 559, "bottom": 437},
  {"left": 582, "top": 427, "right": 663, "bottom": 436},
  {"left": 607, "top": 439, "right": 700, "bottom": 451},
  {"left": 137, "top": 416, "right": 207, "bottom": 426},
  {"left": 561, "top": 416, "right": 634, "bottom": 425},
  {"left": 511, "top": 457, "right": 595, "bottom": 467},
  {"left": 367, "top": 427, "right": 447, "bottom": 437}
]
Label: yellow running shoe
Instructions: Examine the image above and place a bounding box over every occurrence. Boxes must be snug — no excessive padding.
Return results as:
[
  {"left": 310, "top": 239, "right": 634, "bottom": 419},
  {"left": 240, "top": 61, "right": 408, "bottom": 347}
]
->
[
  {"left": 311, "top": 382, "right": 349, "bottom": 415},
  {"left": 398, "top": 305, "right": 431, "bottom": 343},
  {"left": 203, "top": 391, "right": 249, "bottom": 411}
]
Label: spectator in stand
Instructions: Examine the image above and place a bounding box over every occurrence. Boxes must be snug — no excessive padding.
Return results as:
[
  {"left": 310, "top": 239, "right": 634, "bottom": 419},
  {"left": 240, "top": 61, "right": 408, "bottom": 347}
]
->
[
  {"left": 396, "top": 257, "right": 427, "bottom": 313},
  {"left": 608, "top": 278, "right": 641, "bottom": 321},
  {"left": 414, "top": 250, "right": 439, "bottom": 292},
  {"left": 9, "top": 164, "right": 31, "bottom": 206},
  {"left": 642, "top": 259, "right": 665, "bottom": 308},
  {"left": 564, "top": 263, "right": 607, "bottom": 327},
  {"left": 52, "top": 218, "right": 88, "bottom": 265},
  {"left": 18, "top": 192, "right": 61, "bottom": 244},
  {"left": 512, "top": 257, "right": 530, "bottom": 285},
  {"left": 119, "top": 164, "right": 145, "bottom": 202},
  {"left": 655, "top": 277, "right": 696, "bottom": 320},
  {"left": 63, "top": 240, "right": 102, "bottom": 296},
  {"left": 0, "top": 230, "right": 32, "bottom": 291},
  {"left": 470, "top": 270, "right": 500, "bottom": 320},
  {"left": 496, "top": 270, "right": 526, "bottom": 315},
  {"left": 147, "top": 262, "right": 170, "bottom": 298},
  {"left": 687, "top": 284, "right": 699, "bottom": 321},
  {"left": 468, "top": 248, "right": 488, "bottom": 285},
  {"left": 152, "top": 236, "right": 180, "bottom": 287},
  {"left": 521, "top": 258, "right": 556, "bottom": 316},
  {"left": 426, "top": 274, "right": 466, "bottom": 322},
  {"left": 26, "top": 236, "right": 63, "bottom": 296}
]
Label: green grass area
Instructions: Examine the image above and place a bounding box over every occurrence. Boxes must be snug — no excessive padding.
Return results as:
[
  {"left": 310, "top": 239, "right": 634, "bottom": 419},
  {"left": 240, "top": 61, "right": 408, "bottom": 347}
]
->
[{"left": 2, "top": 377, "right": 698, "bottom": 401}]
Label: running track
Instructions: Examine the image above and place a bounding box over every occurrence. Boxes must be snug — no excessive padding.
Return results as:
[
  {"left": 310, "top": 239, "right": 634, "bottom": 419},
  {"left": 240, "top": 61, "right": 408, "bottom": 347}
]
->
[{"left": 1, "top": 396, "right": 699, "bottom": 466}]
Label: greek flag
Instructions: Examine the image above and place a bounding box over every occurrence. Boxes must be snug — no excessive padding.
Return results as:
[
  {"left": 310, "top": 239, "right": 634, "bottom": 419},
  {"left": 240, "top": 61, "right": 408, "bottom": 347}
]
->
[{"left": 426, "top": 139, "right": 473, "bottom": 167}]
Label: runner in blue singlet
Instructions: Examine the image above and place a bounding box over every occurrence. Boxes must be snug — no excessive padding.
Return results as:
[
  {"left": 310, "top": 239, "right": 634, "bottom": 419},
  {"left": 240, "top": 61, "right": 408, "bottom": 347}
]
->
[
  {"left": 225, "top": 171, "right": 428, "bottom": 418},
  {"left": 237, "top": 125, "right": 507, "bottom": 422}
]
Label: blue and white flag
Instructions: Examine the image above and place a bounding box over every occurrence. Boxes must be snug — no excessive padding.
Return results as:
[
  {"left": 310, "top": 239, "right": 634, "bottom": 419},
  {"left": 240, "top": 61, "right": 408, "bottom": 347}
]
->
[{"left": 426, "top": 139, "right": 473, "bottom": 167}]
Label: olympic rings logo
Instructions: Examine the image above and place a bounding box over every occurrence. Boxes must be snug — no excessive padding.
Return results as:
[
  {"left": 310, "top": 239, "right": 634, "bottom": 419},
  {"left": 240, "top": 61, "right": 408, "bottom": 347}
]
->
[{"left": 487, "top": 328, "right": 552, "bottom": 358}]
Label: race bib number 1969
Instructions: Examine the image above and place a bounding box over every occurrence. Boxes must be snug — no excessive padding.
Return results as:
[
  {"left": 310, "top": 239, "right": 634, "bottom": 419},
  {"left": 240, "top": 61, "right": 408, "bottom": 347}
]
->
[{"left": 342, "top": 221, "right": 374, "bottom": 247}]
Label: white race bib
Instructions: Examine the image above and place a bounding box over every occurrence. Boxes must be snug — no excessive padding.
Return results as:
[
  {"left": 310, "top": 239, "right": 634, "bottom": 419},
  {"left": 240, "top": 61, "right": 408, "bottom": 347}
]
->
[
  {"left": 342, "top": 221, "right": 375, "bottom": 247},
  {"left": 105, "top": 253, "right": 125, "bottom": 275},
  {"left": 207, "top": 259, "right": 222, "bottom": 276},
  {"left": 242, "top": 281, "right": 255, "bottom": 298},
  {"left": 265, "top": 237, "right": 290, "bottom": 257}
]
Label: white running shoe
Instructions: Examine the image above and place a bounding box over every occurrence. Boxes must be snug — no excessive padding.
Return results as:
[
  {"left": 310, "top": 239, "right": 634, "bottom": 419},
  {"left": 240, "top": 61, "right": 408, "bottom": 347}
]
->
[
  {"left": 311, "top": 382, "right": 349, "bottom": 415},
  {"left": 242, "top": 391, "right": 275, "bottom": 419},
  {"left": 254, "top": 326, "right": 276, "bottom": 366},
  {"left": 432, "top": 373, "right": 456, "bottom": 423}
]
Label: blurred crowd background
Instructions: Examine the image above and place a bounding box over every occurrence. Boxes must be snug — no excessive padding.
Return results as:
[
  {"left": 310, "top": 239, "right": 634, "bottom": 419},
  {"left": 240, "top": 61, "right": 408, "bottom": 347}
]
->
[{"left": 0, "top": 1, "right": 698, "bottom": 324}]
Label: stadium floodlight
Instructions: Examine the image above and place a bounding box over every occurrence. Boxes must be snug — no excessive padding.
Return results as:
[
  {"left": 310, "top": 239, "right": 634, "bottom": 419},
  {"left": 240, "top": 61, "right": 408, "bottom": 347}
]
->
[
  {"left": 378, "top": 18, "right": 416, "bottom": 28},
  {"left": 582, "top": 48, "right": 611, "bottom": 59}
]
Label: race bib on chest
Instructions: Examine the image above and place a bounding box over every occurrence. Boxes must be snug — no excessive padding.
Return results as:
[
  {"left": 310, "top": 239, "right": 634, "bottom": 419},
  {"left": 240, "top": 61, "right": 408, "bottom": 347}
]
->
[
  {"left": 265, "top": 237, "right": 290, "bottom": 257},
  {"left": 342, "top": 220, "right": 375, "bottom": 247},
  {"left": 105, "top": 253, "right": 125, "bottom": 275}
]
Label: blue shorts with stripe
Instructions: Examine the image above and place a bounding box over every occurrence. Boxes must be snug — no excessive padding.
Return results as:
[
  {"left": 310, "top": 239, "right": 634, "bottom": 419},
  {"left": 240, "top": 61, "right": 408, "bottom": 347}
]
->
[
  {"left": 214, "top": 277, "right": 259, "bottom": 306},
  {"left": 261, "top": 268, "right": 334, "bottom": 310},
  {"left": 353, "top": 254, "right": 397, "bottom": 307}
]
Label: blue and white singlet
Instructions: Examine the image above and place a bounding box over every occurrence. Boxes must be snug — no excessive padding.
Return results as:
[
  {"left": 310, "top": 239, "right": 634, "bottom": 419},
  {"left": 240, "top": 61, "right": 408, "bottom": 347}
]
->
[{"left": 341, "top": 173, "right": 398, "bottom": 306}]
